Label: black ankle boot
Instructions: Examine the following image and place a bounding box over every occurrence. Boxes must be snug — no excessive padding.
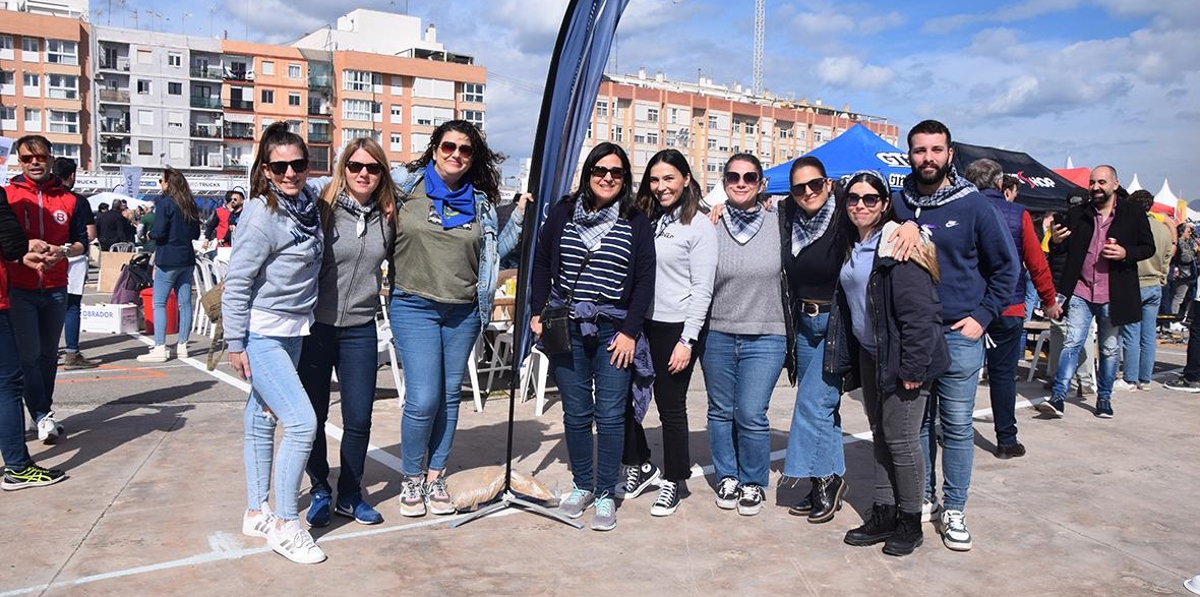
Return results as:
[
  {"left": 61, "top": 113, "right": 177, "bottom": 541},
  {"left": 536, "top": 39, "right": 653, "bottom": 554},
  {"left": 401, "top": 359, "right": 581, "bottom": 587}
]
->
[
  {"left": 787, "top": 478, "right": 815, "bottom": 516},
  {"left": 882, "top": 510, "right": 924, "bottom": 556},
  {"left": 807, "top": 474, "right": 847, "bottom": 524},
  {"left": 844, "top": 503, "right": 897, "bottom": 546}
]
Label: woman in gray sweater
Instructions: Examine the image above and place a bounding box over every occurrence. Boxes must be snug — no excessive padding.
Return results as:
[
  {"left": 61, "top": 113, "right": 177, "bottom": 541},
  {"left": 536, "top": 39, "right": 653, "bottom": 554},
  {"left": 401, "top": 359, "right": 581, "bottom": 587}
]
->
[
  {"left": 297, "top": 137, "right": 397, "bottom": 529},
  {"left": 223, "top": 122, "right": 326, "bottom": 565}
]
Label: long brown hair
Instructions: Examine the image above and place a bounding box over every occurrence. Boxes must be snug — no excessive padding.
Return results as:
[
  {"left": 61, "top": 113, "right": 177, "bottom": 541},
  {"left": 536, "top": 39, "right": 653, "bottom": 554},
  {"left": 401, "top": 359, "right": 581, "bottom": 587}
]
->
[
  {"left": 250, "top": 122, "right": 308, "bottom": 210},
  {"left": 319, "top": 137, "right": 397, "bottom": 231},
  {"left": 838, "top": 170, "right": 941, "bottom": 283},
  {"left": 635, "top": 149, "right": 701, "bottom": 225},
  {"left": 161, "top": 166, "right": 199, "bottom": 221},
  {"left": 406, "top": 120, "right": 502, "bottom": 204}
]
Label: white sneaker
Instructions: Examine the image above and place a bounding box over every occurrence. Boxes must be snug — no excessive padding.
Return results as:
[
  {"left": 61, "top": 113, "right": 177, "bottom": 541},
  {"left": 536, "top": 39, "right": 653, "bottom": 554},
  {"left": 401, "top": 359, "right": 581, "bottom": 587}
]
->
[
  {"left": 242, "top": 502, "right": 274, "bottom": 538},
  {"left": 920, "top": 497, "right": 941, "bottom": 523},
  {"left": 36, "top": 411, "right": 63, "bottom": 445},
  {"left": 177, "top": 343, "right": 189, "bottom": 359},
  {"left": 137, "top": 345, "right": 170, "bottom": 363},
  {"left": 1112, "top": 379, "right": 1138, "bottom": 392},
  {"left": 267, "top": 519, "right": 327, "bottom": 564},
  {"left": 939, "top": 509, "right": 973, "bottom": 551}
]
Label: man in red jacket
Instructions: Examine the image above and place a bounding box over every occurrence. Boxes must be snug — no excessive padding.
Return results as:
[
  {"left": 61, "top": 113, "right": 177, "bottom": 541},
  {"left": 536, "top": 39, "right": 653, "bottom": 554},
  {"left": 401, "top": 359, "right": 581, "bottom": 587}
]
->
[{"left": 4, "top": 136, "right": 88, "bottom": 445}]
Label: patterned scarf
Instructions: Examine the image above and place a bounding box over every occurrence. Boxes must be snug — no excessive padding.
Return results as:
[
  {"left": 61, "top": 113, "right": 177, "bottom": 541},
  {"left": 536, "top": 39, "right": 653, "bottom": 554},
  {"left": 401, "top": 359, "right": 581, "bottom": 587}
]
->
[
  {"left": 901, "top": 164, "right": 978, "bottom": 211},
  {"left": 573, "top": 199, "right": 620, "bottom": 250},
  {"left": 791, "top": 197, "right": 835, "bottom": 256},
  {"left": 335, "top": 193, "right": 377, "bottom": 237},
  {"left": 424, "top": 162, "right": 476, "bottom": 230},
  {"left": 269, "top": 181, "right": 320, "bottom": 238},
  {"left": 653, "top": 207, "right": 678, "bottom": 238},
  {"left": 722, "top": 200, "right": 767, "bottom": 245}
]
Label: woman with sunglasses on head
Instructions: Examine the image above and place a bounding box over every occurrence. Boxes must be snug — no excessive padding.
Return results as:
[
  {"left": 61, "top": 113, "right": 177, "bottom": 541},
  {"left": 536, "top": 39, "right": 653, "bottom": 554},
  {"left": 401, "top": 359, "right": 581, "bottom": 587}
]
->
[
  {"left": 388, "top": 120, "right": 525, "bottom": 518},
  {"left": 703, "top": 153, "right": 794, "bottom": 516},
  {"left": 530, "top": 142, "right": 656, "bottom": 531},
  {"left": 828, "top": 170, "right": 947, "bottom": 556},
  {"left": 136, "top": 167, "right": 201, "bottom": 363},
  {"left": 223, "top": 122, "right": 326, "bottom": 564},
  {"left": 619, "top": 149, "right": 717, "bottom": 517},
  {"left": 297, "top": 137, "right": 397, "bottom": 529}
]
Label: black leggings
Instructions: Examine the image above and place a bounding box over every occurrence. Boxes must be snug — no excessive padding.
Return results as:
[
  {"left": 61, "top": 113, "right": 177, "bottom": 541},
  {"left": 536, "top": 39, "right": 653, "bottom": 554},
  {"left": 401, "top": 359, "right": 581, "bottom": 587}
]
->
[{"left": 622, "top": 320, "right": 700, "bottom": 481}]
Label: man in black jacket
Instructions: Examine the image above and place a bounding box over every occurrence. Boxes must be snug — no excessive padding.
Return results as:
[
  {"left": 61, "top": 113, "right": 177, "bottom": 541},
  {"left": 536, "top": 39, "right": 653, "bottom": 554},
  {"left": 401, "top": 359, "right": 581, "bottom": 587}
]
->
[{"left": 1039, "top": 165, "right": 1154, "bottom": 419}]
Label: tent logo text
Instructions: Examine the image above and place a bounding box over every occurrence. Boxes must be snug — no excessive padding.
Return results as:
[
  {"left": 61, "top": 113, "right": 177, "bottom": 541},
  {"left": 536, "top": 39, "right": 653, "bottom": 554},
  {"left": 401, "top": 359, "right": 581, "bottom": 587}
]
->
[
  {"left": 875, "top": 152, "right": 911, "bottom": 168},
  {"left": 1014, "top": 170, "right": 1056, "bottom": 189}
]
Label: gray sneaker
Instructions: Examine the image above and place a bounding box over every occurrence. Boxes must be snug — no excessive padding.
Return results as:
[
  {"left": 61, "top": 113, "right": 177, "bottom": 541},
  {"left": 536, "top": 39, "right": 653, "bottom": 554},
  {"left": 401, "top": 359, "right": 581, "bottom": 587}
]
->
[
  {"left": 558, "top": 486, "right": 594, "bottom": 519},
  {"left": 591, "top": 495, "right": 616, "bottom": 531},
  {"left": 425, "top": 477, "right": 456, "bottom": 515}
]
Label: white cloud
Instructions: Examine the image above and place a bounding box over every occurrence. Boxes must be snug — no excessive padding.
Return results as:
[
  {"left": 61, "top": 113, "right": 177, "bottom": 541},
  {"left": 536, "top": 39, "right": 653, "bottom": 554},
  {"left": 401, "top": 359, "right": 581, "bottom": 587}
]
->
[
  {"left": 923, "top": 0, "right": 1081, "bottom": 33},
  {"left": 816, "top": 56, "right": 894, "bottom": 90}
]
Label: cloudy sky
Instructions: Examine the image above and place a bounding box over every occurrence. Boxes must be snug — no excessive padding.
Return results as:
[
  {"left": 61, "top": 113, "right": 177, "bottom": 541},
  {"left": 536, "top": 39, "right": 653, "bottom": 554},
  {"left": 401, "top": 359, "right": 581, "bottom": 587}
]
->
[{"left": 106, "top": 0, "right": 1199, "bottom": 197}]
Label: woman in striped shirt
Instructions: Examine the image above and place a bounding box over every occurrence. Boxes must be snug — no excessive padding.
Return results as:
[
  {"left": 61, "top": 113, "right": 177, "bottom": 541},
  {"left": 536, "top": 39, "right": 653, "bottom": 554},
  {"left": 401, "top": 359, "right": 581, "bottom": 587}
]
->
[{"left": 530, "top": 142, "right": 656, "bottom": 531}]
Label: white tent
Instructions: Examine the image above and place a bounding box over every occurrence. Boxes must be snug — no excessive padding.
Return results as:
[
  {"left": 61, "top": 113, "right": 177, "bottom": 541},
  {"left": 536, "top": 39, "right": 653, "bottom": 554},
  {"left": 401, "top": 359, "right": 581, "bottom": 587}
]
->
[
  {"left": 1065, "top": 156, "right": 1075, "bottom": 169},
  {"left": 1126, "top": 174, "right": 1143, "bottom": 193},
  {"left": 1156, "top": 178, "right": 1179, "bottom": 205},
  {"left": 87, "top": 191, "right": 153, "bottom": 213}
]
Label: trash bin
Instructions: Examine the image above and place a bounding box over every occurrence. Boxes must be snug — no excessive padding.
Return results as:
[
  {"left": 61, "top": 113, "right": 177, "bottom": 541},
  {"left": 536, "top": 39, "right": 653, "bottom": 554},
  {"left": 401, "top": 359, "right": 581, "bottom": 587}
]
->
[{"left": 140, "top": 288, "right": 179, "bottom": 336}]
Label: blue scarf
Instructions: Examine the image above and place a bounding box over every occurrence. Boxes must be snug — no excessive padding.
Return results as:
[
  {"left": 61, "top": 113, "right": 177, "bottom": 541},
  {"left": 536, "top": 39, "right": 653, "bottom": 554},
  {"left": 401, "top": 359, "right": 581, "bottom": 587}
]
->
[{"left": 424, "top": 162, "right": 476, "bottom": 230}]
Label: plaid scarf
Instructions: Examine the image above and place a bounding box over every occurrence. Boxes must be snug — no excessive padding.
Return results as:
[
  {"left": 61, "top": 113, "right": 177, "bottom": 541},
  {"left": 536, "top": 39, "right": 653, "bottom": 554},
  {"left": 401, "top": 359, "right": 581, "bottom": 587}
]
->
[
  {"left": 335, "top": 193, "right": 377, "bottom": 237},
  {"left": 791, "top": 197, "right": 835, "bottom": 256},
  {"left": 268, "top": 181, "right": 320, "bottom": 238},
  {"left": 901, "top": 164, "right": 978, "bottom": 211},
  {"left": 573, "top": 199, "right": 620, "bottom": 250},
  {"left": 653, "top": 208, "right": 678, "bottom": 238},
  {"left": 722, "top": 200, "right": 767, "bottom": 245}
]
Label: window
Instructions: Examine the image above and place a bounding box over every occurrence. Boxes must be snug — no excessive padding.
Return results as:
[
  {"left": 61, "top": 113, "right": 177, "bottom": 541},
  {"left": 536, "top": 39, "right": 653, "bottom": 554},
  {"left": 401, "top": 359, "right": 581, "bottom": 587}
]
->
[
  {"left": 668, "top": 108, "right": 681, "bottom": 125},
  {"left": 390, "top": 75, "right": 403, "bottom": 95},
  {"left": 48, "top": 110, "right": 78, "bottom": 134},
  {"left": 46, "top": 40, "right": 78, "bottom": 65},
  {"left": 707, "top": 137, "right": 717, "bottom": 150},
  {"left": 167, "top": 52, "right": 182, "bottom": 68},
  {"left": 21, "top": 38, "right": 39, "bottom": 61},
  {"left": 0, "top": 35, "right": 12, "bottom": 60},
  {"left": 343, "top": 99, "right": 375, "bottom": 121},
  {"left": 137, "top": 109, "right": 153, "bottom": 126},
  {"left": 413, "top": 77, "right": 454, "bottom": 99},
  {"left": 814, "top": 128, "right": 826, "bottom": 143},
  {"left": 288, "top": 64, "right": 301, "bottom": 78},
  {"left": 308, "top": 146, "right": 329, "bottom": 172},
  {"left": 390, "top": 132, "right": 403, "bottom": 152},
  {"left": 596, "top": 100, "right": 609, "bottom": 118},
  {"left": 341, "top": 128, "right": 379, "bottom": 146},
  {"left": 137, "top": 79, "right": 151, "bottom": 94},
  {"left": 461, "top": 109, "right": 484, "bottom": 130},
  {"left": 779, "top": 125, "right": 792, "bottom": 139},
  {"left": 167, "top": 112, "right": 183, "bottom": 129},
  {"left": 24, "top": 108, "right": 41, "bottom": 132},
  {"left": 138, "top": 140, "right": 153, "bottom": 155},
  {"left": 168, "top": 82, "right": 182, "bottom": 95},
  {"left": 646, "top": 131, "right": 659, "bottom": 145},
  {"left": 261, "top": 89, "right": 274, "bottom": 104},
  {"left": 51, "top": 143, "right": 79, "bottom": 161},
  {"left": 646, "top": 107, "right": 659, "bottom": 123},
  {"left": 137, "top": 48, "right": 152, "bottom": 64},
  {"left": 261, "top": 61, "right": 274, "bottom": 76},
  {"left": 462, "top": 83, "right": 485, "bottom": 103},
  {"left": 343, "top": 70, "right": 381, "bottom": 92},
  {"left": 22, "top": 73, "right": 40, "bottom": 97},
  {"left": 707, "top": 115, "right": 719, "bottom": 129},
  {"left": 288, "top": 92, "right": 301, "bottom": 107},
  {"left": 385, "top": 104, "right": 401, "bottom": 124},
  {"left": 0, "top": 70, "right": 12, "bottom": 95},
  {"left": 410, "top": 134, "right": 426, "bottom": 154},
  {"left": 47, "top": 74, "right": 78, "bottom": 99},
  {"left": 412, "top": 105, "right": 454, "bottom": 127},
  {"left": 0, "top": 106, "right": 14, "bottom": 129},
  {"left": 613, "top": 125, "right": 624, "bottom": 143},
  {"left": 745, "top": 121, "right": 758, "bottom": 135},
  {"left": 797, "top": 129, "right": 806, "bottom": 142}
]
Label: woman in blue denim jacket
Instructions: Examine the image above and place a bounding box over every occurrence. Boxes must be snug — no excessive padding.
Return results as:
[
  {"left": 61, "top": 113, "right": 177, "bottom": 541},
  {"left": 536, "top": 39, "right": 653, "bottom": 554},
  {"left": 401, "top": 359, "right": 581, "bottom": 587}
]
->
[{"left": 388, "top": 120, "right": 524, "bottom": 517}]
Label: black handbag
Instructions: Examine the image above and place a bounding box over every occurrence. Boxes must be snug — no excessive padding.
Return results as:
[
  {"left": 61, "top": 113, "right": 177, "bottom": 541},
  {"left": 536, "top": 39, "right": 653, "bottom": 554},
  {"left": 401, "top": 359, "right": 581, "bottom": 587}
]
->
[{"left": 540, "top": 252, "right": 592, "bottom": 354}]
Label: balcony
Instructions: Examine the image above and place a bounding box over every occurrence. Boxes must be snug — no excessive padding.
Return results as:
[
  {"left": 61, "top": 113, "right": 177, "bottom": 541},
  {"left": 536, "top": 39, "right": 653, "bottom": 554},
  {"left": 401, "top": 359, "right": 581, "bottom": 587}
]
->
[
  {"left": 224, "top": 70, "right": 254, "bottom": 82},
  {"left": 100, "top": 151, "right": 130, "bottom": 165},
  {"left": 308, "top": 131, "right": 331, "bottom": 144},
  {"left": 98, "top": 89, "right": 130, "bottom": 103},
  {"left": 223, "top": 124, "right": 255, "bottom": 140},
  {"left": 190, "top": 96, "right": 222, "bottom": 110},
  {"left": 190, "top": 156, "right": 222, "bottom": 168},
  {"left": 100, "top": 119, "right": 129, "bottom": 134},
  {"left": 307, "top": 103, "right": 332, "bottom": 117},
  {"left": 308, "top": 74, "right": 333, "bottom": 90},
  {"left": 223, "top": 155, "right": 252, "bottom": 169},
  {"left": 190, "top": 124, "right": 222, "bottom": 139},
  {"left": 189, "top": 66, "right": 222, "bottom": 80},
  {"left": 99, "top": 58, "right": 130, "bottom": 72},
  {"left": 226, "top": 99, "right": 253, "bottom": 111}
]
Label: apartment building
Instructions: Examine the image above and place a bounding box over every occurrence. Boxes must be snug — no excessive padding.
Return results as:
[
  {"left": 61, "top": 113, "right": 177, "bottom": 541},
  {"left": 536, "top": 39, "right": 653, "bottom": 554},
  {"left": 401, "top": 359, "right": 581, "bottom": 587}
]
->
[
  {"left": 586, "top": 71, "right": 900, "bottom": 192},
  {"left": 0, "top": 9, "right": 89, "bottom": 164},
  {"left": 218, "top": 40, "right": 311, "bottom": 173}
]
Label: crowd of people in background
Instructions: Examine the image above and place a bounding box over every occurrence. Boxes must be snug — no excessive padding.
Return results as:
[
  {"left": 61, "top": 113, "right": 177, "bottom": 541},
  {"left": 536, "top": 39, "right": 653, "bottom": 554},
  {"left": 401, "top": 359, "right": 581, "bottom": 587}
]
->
[{"left": 2, "top": 115, "right": 1197, "bottom": 567}]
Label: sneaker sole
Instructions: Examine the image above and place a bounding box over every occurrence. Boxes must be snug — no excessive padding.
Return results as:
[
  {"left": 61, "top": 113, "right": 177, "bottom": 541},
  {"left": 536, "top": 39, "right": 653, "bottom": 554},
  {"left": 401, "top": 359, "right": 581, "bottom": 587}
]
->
[
  {"left": 398, "top": 503, "right": 427, "bottom": 517},
  {"left": 270, "top": 543, "right": 327, "bottom": 565},
  {"left": 591, "top": 520, "right": 617, "bottom": 531},
  {"left": 1095, "top": 412, "right": 1114, "bottom": 419},
  {"left": 624, "top": 469, "right": 661, "bottom": 499},
  {"left": 736, "top": 503, "right": 762, "bottom": 516},
  {"left": 1, "top": 475, "right": 66, "bottom": 491},
  {"left": 715, "top": 497, "right": 738, "bottom": 510},
  {"left": 1163, "top": 383, "right": 1200, "bottom": 393},
  {"left": 942, "top": 537, "right": 973, "bottom": 551},
  {"left": 427, "top": 503, "right": 457, "bottom": 516},
  {"left": 1035, "top": 402, "right": 1064, "bottom": 418},
  {"left": 650, "top": 504, "right": 678, "bottom": 517}
]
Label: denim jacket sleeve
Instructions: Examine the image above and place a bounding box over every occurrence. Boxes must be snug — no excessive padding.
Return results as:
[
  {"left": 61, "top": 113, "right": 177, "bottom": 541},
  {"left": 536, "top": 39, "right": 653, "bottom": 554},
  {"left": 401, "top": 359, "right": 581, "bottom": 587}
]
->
[{"left": 496, "top": 208, "right": 524, "bottom": 261}]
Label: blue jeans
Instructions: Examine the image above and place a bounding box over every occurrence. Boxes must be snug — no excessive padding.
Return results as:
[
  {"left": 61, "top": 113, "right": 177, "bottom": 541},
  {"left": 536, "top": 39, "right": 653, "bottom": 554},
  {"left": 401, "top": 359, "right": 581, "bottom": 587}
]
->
[
  {"left": 389, "top": 292, "right": 481, "bottom": 477},
  {"left": 551, "top": 320, "right": 630, "bottom": 497},
  {"left": 243, "top": 333, "right": 317, "bottom": 521},
  {"left": 1023, "top": 279, "right": 1039, "bottom": 324},
  {"left": 0, "top": 311, "right": 32, "bottom": 470},
  {"left": 1119, "top": 286, "right": 1161, "bottom": 384},
  {"left": 920, "top": 330, "right": 983, "bottom": 512},
  {"left": 783, "top": 312, "right": 845, "bottom": 479},
  {"left": 8, "top": 287, "right": 67, "bottom": 423},
  {"left": 152, "top": 265, "right": 194, "bottom": 346},
  {"left": 985, "top": 316, "right": 1024, "bottom": 447},
  {"left": 299, "top": 321, "right": 378, "bottom": 501},
  {"left": 64, "top": 293, "right": 82, "bottom": 353},
  {"left": 701, "top": 331, "right": 786, "bottom": 488},
  {"left": 1053, "top": 296, "right": 1120, "bottom": 401}
]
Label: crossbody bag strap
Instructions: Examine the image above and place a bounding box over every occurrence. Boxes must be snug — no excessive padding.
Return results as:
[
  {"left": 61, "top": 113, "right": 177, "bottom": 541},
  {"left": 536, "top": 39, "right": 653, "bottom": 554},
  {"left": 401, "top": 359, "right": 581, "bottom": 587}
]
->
[{"left": 562, "top": 251, "right": 593, "bottom": 305}]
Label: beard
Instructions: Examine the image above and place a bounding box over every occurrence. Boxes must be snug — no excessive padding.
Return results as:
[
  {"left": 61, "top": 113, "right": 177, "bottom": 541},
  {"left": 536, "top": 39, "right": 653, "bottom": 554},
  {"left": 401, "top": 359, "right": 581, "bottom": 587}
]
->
[
  {"left": 914, "top": 160, "right": 951, "bottom": 187},
  {"left": 1091, "top": 189, "right": 1111, "bottom": 205}
]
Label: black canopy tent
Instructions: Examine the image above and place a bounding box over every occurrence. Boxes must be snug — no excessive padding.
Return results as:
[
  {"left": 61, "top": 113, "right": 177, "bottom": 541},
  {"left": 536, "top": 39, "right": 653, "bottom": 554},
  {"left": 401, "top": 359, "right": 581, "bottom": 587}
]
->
[{"left": 952, "top": 142, "right": 1086, "bottom": 213}]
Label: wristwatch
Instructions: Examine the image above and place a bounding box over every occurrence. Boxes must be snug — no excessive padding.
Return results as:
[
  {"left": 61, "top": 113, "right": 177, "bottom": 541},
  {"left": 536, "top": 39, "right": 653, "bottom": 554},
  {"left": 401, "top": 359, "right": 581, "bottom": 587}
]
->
[
  {"left": 678, "top": 337, "right": 694, "bottom": 348},
  {"left": 59, "top": 244, "right": 71, "bottom": 258}
]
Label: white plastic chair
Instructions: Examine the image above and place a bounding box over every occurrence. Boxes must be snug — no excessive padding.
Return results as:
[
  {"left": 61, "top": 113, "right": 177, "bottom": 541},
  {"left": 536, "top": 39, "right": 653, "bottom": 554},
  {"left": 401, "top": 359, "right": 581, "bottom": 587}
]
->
[
  {"left": 377, "top": 294, "right": 405, "bottom": 404},
  {"left": 109, "top": 242, "right": 136, "bottom": 253},
  {"left": 1026, "top": 329, "right": 1052, "bottom": 382},
  {"left": 519, "top": 346, "right": 552, "bottom": 416}
]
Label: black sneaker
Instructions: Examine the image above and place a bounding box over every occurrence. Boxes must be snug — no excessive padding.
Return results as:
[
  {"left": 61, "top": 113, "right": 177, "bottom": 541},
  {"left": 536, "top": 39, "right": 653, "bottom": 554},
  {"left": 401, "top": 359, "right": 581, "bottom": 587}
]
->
[
  {"left": 650, "top": 480, "right": 680, "bottom": 517},
  {"left": 1164, "top": 376, "right": 1200, "bottom": 393},
  {"left": 1095, "top": 398, "right": 1114, "bottom": 419},
  {"left": 622, "top": 461, "right": 661, "bottom": 499},
  {"left": 736, "top": 484, "right": 764, "bottom": 516},
  {"left": 715, "top": 476, "right": 739, "bottom": 510},
  {"left": 1036, "top": 397, "right": 1065, "bottom": 418},
  {"left": 1, "top": 464, "right": 67, "bottom": 490}
]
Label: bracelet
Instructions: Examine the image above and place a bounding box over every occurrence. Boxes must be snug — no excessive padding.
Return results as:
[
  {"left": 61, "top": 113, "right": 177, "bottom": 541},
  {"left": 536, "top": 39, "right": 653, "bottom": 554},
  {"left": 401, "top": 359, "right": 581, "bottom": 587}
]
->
[{"left": 678, "top": 338, "right": 693, "bottom": 348}]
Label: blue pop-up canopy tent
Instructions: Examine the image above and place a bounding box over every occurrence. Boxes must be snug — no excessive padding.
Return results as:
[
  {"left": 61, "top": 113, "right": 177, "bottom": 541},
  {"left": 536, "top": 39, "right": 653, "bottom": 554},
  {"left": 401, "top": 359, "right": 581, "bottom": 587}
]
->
[{"left": 763, "top": 123, "right": 911, "bottom": 193}]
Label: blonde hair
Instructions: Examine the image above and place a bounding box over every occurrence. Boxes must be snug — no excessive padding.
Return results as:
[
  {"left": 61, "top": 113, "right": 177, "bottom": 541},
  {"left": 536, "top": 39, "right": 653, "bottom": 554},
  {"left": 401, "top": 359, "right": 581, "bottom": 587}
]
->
[{"left": 318, "top": 137, "right": 396, "bottom": 231}]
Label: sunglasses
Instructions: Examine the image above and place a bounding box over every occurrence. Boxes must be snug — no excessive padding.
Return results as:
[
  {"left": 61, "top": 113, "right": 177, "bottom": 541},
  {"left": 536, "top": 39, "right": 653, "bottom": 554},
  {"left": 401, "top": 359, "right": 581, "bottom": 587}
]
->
[
  {"left": 723, "top": 171, "right": 761, "bottom": 185},
  {"left": 346, "top": 161, "right": 383, "bottom": 175},
  {"left": 790, "top": 178, "right": 826, "bottom": 196},
  {"left": 589, "top": 165, "right": 626, "bottom": 180},
  {"left": 847, "top": 193, "right": 884, "bottom": 208},
  {"left": 18, "top": 153, "right": 50, "bottom": 164},
  {"left": 439, "top": 140, "right": 474, "bottom": 158},
  {"left": 266, "top": 158, "right": 309, "bottom": 175}
]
